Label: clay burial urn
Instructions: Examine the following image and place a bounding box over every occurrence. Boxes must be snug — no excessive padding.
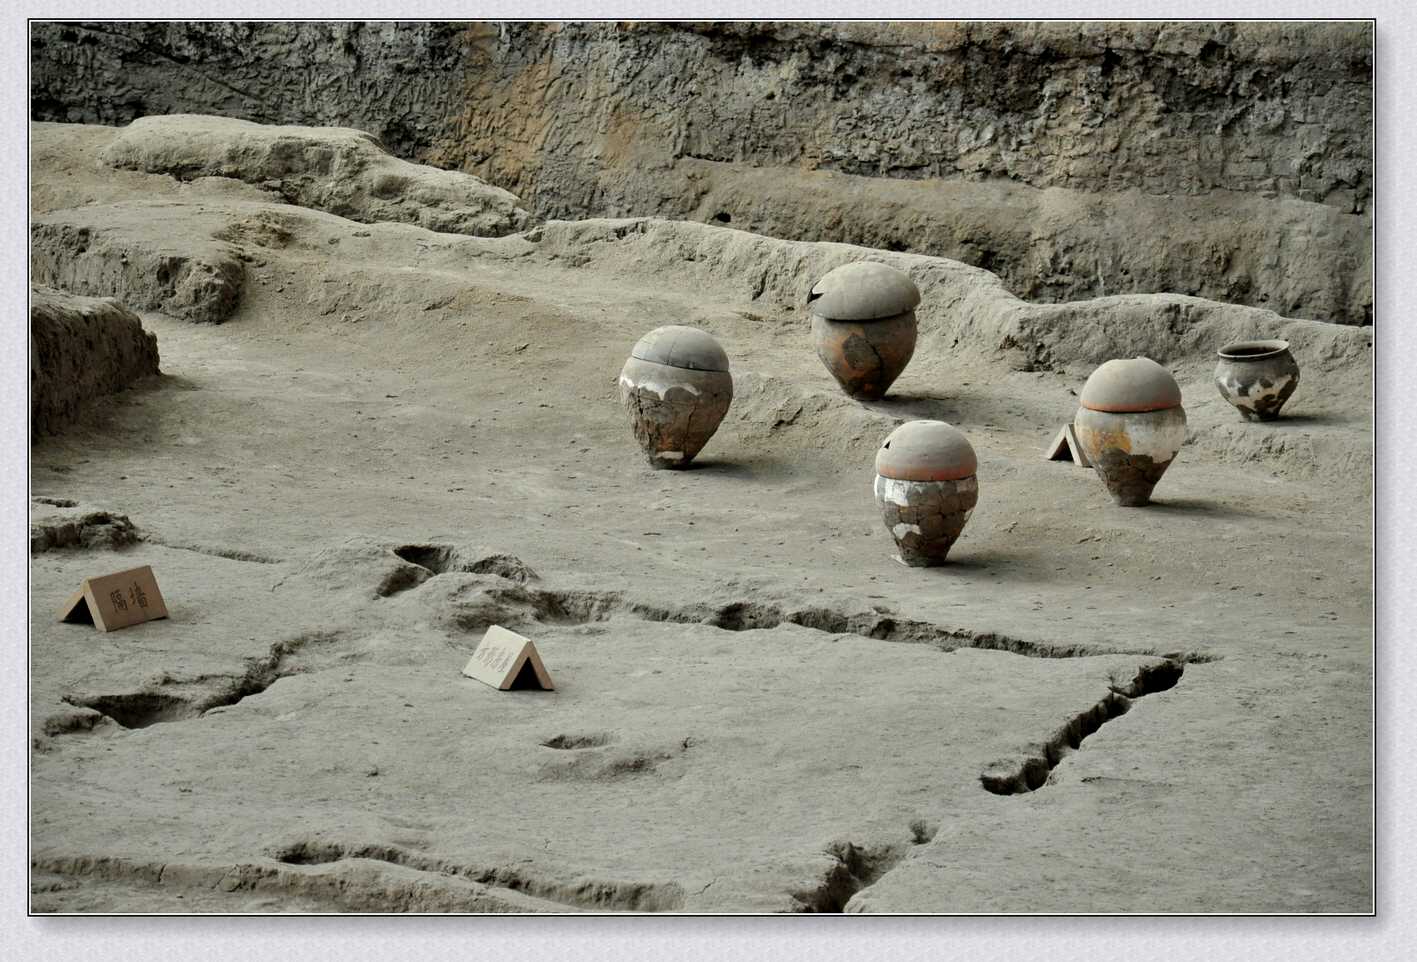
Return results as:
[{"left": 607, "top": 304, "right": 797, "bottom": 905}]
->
[
  {"left": 873, "top": 420, "right": 979, "bottom": 566},
  {"left": 1214, "top": 339, "right": 1300, "bottom": 421},
  {"left": 618, "top": 325, "right": 734, "bottom": 469},
  {"left": 1073, "top": 357, "right": 1186, "bottom": 507},
  {"left": 807, "top": 261, "right": 921, "bottom": 401}
]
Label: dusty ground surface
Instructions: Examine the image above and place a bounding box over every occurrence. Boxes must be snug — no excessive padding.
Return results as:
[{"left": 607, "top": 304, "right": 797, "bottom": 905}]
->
[{"left": 28, "top": 121, "right": 1372, "bottom": 913}]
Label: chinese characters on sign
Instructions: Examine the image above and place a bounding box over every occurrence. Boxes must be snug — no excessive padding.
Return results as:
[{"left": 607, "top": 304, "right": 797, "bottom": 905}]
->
[
  {"left": 477, "top": 643, "right": 515, "bottom": 675},
  {"left": 461, "top": 625, "right": 555, "bottom": 691},
  {"left": 58, "top": 566, "right": 169, "bottom": 632}
]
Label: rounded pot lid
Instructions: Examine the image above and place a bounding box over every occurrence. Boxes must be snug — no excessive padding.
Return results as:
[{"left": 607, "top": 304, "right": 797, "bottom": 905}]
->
[
  {"left": 1079, "top": 357, "right": 1182, "bottom": 413},
  {"left": 807, "top": 261, "right": 921, "bottom": 321},
  {"left": 875, "top": 420, "right": 977, "bottom": 481},
  {"left": 629, "top": 325, "right": 731, "bottom": 372},
  {"left": 1217, "top": 339, "right": 1290, "bottom": 361}
]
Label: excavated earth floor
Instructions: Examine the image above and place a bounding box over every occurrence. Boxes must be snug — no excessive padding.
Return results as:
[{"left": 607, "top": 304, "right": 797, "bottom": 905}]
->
[{"left": 28, "top": 121, "right": 1373, "bottom": 913}]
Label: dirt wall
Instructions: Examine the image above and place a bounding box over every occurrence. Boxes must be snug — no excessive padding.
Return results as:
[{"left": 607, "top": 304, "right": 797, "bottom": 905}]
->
[{"left": 30, "top": 286, "right": 160, "bottom": 439}]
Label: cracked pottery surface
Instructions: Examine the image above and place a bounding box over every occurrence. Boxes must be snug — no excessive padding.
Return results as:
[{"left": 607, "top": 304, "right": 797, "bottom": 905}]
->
[
  {"left": 1075, "top": 358, "right": 1187, "bottom": 507},
  {"left": 27, "top": 119, "right": 1371, "bottom": 914},
  {"left": 808, "top": 263, "right": 921, "bottom": 402},
  {"left": 873, "top": 421, "right": 979, "bottom": 566},
  {"left": 619, "top": 326, "right": 733, "bottom": 469},
  {"left": 1214, "top": 339, "right": 1302, "bottom": 422}
]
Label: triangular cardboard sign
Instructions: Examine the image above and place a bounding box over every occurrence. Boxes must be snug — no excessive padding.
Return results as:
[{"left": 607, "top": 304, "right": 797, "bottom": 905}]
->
[
  {"left": 1043, "top": 424, "right": 1091, "bottom": 467},
  {"left": 461, "top": 625, "right": 555, "bottom": 691},
  {"left": 57, "top": 565, "right": 169, "bottom": 633}
]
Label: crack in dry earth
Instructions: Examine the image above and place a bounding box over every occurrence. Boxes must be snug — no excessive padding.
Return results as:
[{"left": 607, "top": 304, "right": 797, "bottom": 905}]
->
[
  {"left": 978, "top": 660, "right": 1186, "bottom": 795},
  {"left": 44, "top": 545, "right": 1213, "bottom": 752},
  {"left": 38, "top": 544, "right": 1205, "bottom": 913},
  {"left": 28, "top": 852, "right": 619, "bottom": 912},
  {"left": 268, "top": 840, "right": 686, "bottom": 911},
  {"left": 440, "top": 573, "right": 1219, "bottom": 664},
  {"left": 788, "top": 660, "right": 1188, "bottom": 911},
  {"left": 58, "top": 629, "right": 346, "bottom": 731},
  {"left": 789, "top": 839, "right": 910, "bottom": 912}
]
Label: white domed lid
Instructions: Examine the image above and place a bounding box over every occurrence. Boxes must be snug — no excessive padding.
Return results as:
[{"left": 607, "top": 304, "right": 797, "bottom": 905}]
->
[
  {"left": 807, "top": 261, "right": 921, "bottom": 321},
  {"left": 1079, "top": 357, "right": 1182, "bottom": 413}
]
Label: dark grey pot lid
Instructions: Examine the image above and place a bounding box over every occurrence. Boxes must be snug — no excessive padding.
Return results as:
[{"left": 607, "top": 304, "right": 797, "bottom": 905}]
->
[
  {"left": 807, "top": 261, "right": 921, "bottom": 320},
  {"left": 629, "top": 325, "right": 731, "bottom": 372}
]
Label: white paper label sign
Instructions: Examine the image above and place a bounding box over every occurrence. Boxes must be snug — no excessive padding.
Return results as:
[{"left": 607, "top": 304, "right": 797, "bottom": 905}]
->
[{"left": 461, "top": 625, "right": 555, "bottom": 691}]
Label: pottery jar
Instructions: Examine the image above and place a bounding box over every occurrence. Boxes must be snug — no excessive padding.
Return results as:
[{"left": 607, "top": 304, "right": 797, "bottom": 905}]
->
[
  {"left": 873, "top": 420, "right": 979, "bottom": 566},
  {"left": 618, "top": 325, "right": 733, "bottom": 469},
  {"left": 807, "top": 261, "right": 921, "bottom": 401},
  {"left": 1214, "top": 339, "right": 1300, "bottom": 421},
  {"left": 1073, "top": 357, "right": 1186, "bottom": 507}
]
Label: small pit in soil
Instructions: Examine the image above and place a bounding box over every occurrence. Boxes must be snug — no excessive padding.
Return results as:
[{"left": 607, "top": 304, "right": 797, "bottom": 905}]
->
[{"left": 541, "top": 732, "right": 615, "bottom": 750}]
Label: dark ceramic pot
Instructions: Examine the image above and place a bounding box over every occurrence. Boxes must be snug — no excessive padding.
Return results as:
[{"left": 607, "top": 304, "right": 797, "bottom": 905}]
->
[
  {"left": 1214, "top": 339, "right": 1300, "bottom": 421},
  {"left": 1073, "top": 357, "right": 1186, "bottom": 507},
  {"left": 618, "top": 326, "right": 733, "bottom": 469},
  {"left": 808, "top": 261, "right": 920, "bottom": 401},
  {"left": 873, "top": 420, "right": 978, "bottom": 565}
]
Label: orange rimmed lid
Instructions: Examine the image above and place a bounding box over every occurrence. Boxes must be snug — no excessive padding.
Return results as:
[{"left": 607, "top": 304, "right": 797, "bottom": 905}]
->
[
  {"left": 874, "top": 420, "right": 977, "bottom": 481},
  {"left": 1079, "top": 357, "right": 1182, "bottom": 413}
]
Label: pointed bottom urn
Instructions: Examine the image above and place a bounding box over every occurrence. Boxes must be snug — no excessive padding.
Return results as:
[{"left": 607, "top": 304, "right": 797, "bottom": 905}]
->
[
  {"left": 1074, "top": 357, "right": 1187, "bottom": 507},
  {"left": 619, "top": 359, "right": 733, "bottom": 468},
  {"left": 873, "top": 420, "right": 979, "bottom": 565},
  {"left": 618, "top": 326, "right": 733, "bottom": 469},
  {"left": 874, "top": 475, "right": 978, "bottom": 565},
  {"left": 807, "top": 261, "right": 922, "bottom": 401},
  {"left": 1073, "top": 407, "right": 1186, "bottom": 506},
  {"left": 811, "top": 312, "right": 918, "bottom": 401}
]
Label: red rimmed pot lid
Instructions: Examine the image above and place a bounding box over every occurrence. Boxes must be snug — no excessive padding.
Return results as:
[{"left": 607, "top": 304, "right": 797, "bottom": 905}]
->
[
  {"left": 807, "top": 261, "right": 921, "bottom": 321},
  {"left": 1079, "top": 357, "right": 1182, "bottom": 413},
  {"left": 875, "top": 420, "right": 978, "bottom": 481},
  {"left": 629, "top": 325, "right": 731, "bottom": 372}
]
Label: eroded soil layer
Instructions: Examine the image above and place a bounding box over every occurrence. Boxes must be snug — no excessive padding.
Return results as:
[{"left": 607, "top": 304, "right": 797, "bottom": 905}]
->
[
  {"left": 30, "top": 286, "right": 160, "bottom": 437},
  {"left": 30, "top": 22, "right": 1373, "bottom": 322}
]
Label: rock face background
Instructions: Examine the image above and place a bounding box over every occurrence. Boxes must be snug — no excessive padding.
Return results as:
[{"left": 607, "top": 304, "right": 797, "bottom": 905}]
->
[{"left": 30, "top": 21, "right": 1373, "bottom": 324}]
